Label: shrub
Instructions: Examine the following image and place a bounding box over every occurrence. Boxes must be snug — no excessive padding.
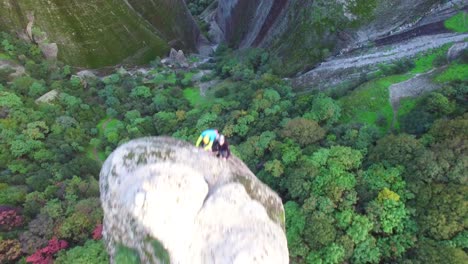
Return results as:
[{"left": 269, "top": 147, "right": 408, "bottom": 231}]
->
[
  {"left": 400, "top": 109, "right": 435, "bottom": 135},
  {"left": 23, "top": 192, "right": 47, "bottom": 217},
  {"left": 92, "top": 224, "right": 103, "bottom": 240},
  {"left": 304, "top": 93, "right": 341, "bottom": 126},
  {"left": 187, "top": 0, "right": 215, "bottom": 16},
  {"left": 0, "top": 207, "right": 23, "bottom": 231},
  {"left": 74, "top": 198, "right": 103, "bottom": 230},
  {"left": 0, "top": 239, "right": 22, "bottom": 263},
  {"left": 214, "top": 86, "right": 229, "bottom": 98},
  {"left": 26, "top": 237, "right": 68, "bottom": 264},
  {"left": 282, "top": 118, "right": 326, "bottom": 147},
  {"left": 460, "top": 49, "right": 468, "bottom": 63},
  {"left": 0, "top": 185, "right": 28, "bottom": 206},
  {"left": 19, "top": 214, "right": 54, "bottom": 254},
  {"left": 55, "top": 240, "right": 109, "bottom": 264},
  {"left": 58, "top": 213, "right": 93, "bottom": 243}
]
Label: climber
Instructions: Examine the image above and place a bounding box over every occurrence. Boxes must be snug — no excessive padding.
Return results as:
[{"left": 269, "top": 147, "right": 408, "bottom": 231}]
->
[
  {"left": 195, "top": 129, "right": 219, "bottom": 151},
  {"left": 212, "top": 134, "right": 231, "bottom": 160}
]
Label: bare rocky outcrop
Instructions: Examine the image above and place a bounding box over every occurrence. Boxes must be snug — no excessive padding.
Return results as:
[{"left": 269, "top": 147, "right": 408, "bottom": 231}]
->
[
  {"left": 389, "top": 69, "right": 443, "bottom": 109},
  {"left": 0, "top": 59, "right": 25, "bottom": 79},
  {"left": 162, "top": 48, "right": 189, "bottom": 68},
  {"left": 100, "top": 137, "right": 288, "bottom": 264},
  {"left": 24, "top": 12, "right": 58, "bottom": 60},
  {"left": 38, "top": 43, "right": 58, "bottom": 60},
  {"left": 447, "top": 42, "right": 468, "bottom": 62},
  {"left": 35, "top": 90, "right": 59, "bottom": 104},
  {"left": 212, "top": 0, "right": 464, "bottom": 76},
  {"left": 293, "top": 36, "right": 468, "bottom": 90}
]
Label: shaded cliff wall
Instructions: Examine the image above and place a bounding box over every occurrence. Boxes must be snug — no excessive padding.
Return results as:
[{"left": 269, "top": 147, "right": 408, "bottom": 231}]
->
[
  {"left": 125, "top": 0, "right": 201, "bottom": 50},
  {"left": 216, "top": 0, "right": 287, "bottom": 48},
  {"left": 216, "top": 0, "right": 442, "bottom": 76}
]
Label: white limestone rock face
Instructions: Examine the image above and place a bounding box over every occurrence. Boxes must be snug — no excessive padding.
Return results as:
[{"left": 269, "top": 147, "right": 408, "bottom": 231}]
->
[
  {"left": 447, "top": 42, "right": 468, "bottom": 62},
  {"left": 100, "top": 137, "right": 288, "bottom": 264}
]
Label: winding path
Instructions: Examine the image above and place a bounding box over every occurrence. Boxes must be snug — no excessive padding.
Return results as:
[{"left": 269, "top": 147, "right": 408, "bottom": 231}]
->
[{"left": 388, "top": 69, "right": 444, "bottom": 129}]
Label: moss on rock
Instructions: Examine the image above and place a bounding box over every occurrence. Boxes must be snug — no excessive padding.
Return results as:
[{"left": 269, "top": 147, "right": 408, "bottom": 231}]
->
[
  {"left": 0, "top": 0, "right": 199, "bottom": 68},
  {"left": 150, "top": 239, "right": 171, "bottom": 264},
  {"left": 115, "top": 244, "right": 140, "bottom": 264}
]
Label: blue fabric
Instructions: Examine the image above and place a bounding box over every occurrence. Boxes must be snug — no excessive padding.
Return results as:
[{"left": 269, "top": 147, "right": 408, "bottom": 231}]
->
[{"left": 200, "top": 129, "right": 218, "bottom": 141}]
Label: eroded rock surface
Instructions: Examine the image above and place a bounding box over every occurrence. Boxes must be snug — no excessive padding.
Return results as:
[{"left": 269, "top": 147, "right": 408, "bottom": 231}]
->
[
  {"left": 447, "top": 42, "right": 468, "bottom": 62},
  {"left": 389, "top": 69, "right": 443, "bottom": 109},
  {"left": 212, "top": 0, "right": 464, "bottom": 76},
  {"left": 293, "top": 36, "right": 468, "bottom": 90},
  {"left": 100, "top": 137, "right": 288, "bottom": 264}
]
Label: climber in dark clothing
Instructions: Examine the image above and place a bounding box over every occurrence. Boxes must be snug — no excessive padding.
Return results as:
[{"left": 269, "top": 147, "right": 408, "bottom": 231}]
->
[{"left": 212, "top": 134, "right": 231, "bottom": 159}]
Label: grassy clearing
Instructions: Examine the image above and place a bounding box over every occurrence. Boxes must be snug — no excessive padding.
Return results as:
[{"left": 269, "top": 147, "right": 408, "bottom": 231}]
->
[
  {"left": 183, "top": 87, "right": 206, "bottom": 107},
  {"left": 338, "top": 37, "right": 462, "bottom": 133},
  {"left": 411, "top": 44, "right": 451, "bottom": 74},
  {"left": 98, "top": 118, "right": 120, "bottom": 134},
  {"left": 339, "top": 75, "right": 410, "bottom": 133},
  {"left": 445, "top": 12, "right": 468, "bottom": 33},
  {"left": 394, "top": 98, "right": 418, "bottom": 130},
  {"left": 86, "top": 144, "right": 106, "bottom": 162},
  {"left": 397, "top": 98, "right": 418, "bottom": 118},
  {"left": 0, "top": 53, "right": 10, "bottom": 59},
  {"left": 435, "top": 63, "right": 468, "bottom": 83}
]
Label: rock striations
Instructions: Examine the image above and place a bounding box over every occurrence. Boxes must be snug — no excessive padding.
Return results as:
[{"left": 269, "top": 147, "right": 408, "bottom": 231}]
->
[{"left": 99, "top": 137, "right": 288, "bottom": 264}]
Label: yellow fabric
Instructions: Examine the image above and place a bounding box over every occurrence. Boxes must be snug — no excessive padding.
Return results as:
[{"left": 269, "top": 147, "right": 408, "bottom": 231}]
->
[
  {"left": 204, "top": 141, "right": 213, "bottom": 151},
  {"left": 195, "top": 135, "right": 203, "bottom": 147},
  {"left": 196, "top": 135, "right": 214, "bottom": 151}
]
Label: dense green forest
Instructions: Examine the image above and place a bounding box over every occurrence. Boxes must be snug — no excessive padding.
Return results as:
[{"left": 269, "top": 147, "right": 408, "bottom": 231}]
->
[{"left": 0, "top": 29, "right": 467, "bottom": 264}]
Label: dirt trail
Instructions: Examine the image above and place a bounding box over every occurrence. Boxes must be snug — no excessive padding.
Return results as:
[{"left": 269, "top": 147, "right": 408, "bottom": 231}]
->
[
  {"left": 91, "top": 117, "right": 113, "bottom": 162},
  {"left": 100, "top": 117, "right": 113, "bottom": 130},
  {"left": 389, "top": 69, "right": 442, "bottom": 109},
  {"left": 92, "top": 148, "right": 100, "bottom": 163}
]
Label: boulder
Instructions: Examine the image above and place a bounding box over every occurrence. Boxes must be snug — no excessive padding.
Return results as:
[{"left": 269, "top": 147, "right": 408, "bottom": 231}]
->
[
  {"left": 169, "top": 48, "right": 179, "bottom": 60},
  {"left": 39, "top": 43, "right": 58, "bottom": 60},
  {"left": 76, "top": 70, "right": 97, "bottom": 79},
  {"left": 0, "top": 59, "right": 25, "bottom": 79},
  {"left": 163, "top": 48, "right": 189, "bottom": 68},
  {"left": 35, "top": 90, "right": 59, "bottom": 104},
  {"left": 100, "top": 137, "right": 288, "bottom": 264},
  {"left": 176, "top": 50, "right": 188, "bottom": 66}
]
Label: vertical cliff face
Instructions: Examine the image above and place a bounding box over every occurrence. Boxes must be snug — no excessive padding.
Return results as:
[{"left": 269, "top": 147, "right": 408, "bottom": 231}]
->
[
  {"left": 215, "top": 0, "right": 288, "bottom": 48},
  {"left": 124, "top": 0, "right": 201, "bottom": 50},
  {"left": 215, "top": 0, "right": 443, "bottom": 76},
  {"left": 0, "top": 0, "right": 201, "bottom": 68}
]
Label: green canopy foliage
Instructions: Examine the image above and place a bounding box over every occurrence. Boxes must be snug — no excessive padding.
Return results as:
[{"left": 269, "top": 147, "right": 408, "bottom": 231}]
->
[{"left": 0, "top": 30, "right": 466, "bottom": 264}]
